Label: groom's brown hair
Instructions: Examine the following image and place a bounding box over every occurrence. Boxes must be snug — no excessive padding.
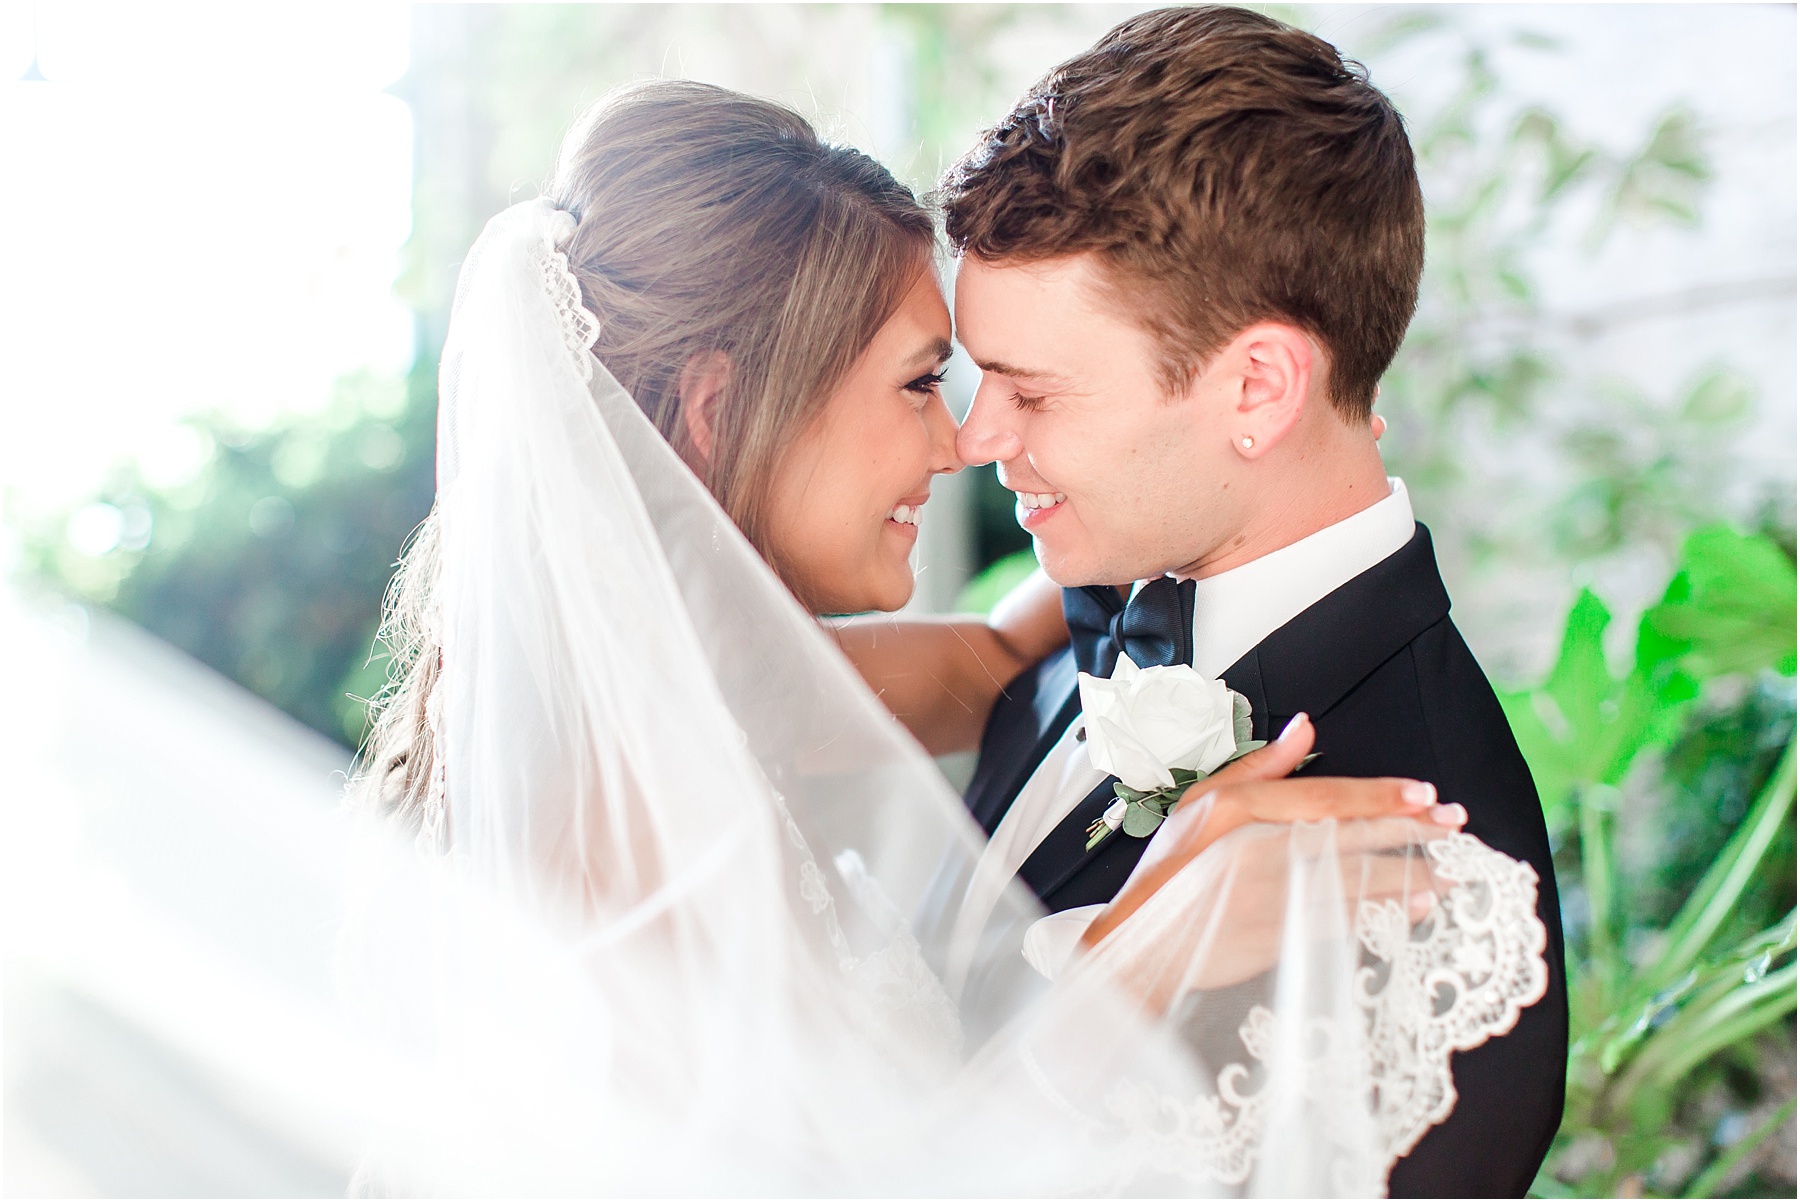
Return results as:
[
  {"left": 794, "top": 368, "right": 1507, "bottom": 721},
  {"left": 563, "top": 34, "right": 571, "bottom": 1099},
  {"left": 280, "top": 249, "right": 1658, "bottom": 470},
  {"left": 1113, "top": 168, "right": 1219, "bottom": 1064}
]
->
[{"left": 939, "top": 5, "right": 1422, "bottom": 418}]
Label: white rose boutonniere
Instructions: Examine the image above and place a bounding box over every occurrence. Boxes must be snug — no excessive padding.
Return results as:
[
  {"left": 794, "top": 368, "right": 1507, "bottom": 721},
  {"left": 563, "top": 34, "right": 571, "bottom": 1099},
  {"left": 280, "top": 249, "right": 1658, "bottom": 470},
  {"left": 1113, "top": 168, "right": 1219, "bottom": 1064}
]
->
[{"left": 1077, "top": 653, "right": 1271, "bottom": 850}]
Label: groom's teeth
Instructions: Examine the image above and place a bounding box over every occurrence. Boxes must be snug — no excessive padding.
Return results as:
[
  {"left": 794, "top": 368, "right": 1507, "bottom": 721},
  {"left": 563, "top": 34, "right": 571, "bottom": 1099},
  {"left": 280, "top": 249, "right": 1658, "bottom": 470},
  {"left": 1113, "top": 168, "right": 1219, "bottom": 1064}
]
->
[
  {"left": 1017, "top": 491, "right": 1066, "bottom": 510},
  {"left": 888, "top": 504, "right": 920, "bottom": 526}
]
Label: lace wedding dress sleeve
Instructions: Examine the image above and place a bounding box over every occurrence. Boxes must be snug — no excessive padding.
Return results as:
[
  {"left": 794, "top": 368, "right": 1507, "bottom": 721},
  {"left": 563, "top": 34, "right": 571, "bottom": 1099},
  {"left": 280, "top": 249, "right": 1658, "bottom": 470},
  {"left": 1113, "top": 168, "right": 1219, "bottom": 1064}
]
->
[{"left": 338, "top": 200, "right": 1549, "bottom": 1197}]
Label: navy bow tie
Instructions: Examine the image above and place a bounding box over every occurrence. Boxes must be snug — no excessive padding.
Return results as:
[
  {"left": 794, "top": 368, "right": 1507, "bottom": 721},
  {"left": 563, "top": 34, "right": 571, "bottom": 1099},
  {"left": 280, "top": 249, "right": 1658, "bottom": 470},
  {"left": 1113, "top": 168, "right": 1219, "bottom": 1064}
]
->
[{"left": 1063, "top": 575, "right": 1197, "bottom": 679}]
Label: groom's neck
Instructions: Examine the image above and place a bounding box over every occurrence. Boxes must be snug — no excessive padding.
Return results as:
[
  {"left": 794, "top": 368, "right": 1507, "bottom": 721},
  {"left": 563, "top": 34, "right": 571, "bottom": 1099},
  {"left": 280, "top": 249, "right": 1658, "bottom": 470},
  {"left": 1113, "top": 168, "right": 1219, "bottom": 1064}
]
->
[{"left": 1172, "top": 435, "right": 1391, "bottom": 581}]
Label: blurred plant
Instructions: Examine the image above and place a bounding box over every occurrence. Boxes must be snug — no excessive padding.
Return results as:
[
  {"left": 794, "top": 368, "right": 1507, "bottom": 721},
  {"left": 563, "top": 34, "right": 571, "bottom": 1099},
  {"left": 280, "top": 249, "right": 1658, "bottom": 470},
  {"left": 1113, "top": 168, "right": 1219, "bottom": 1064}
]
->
[
  {"left": 1377, "top": 17, "right": 1713, "bottom": 479},
  {"left": 956, "top": 546, "right": 1038, "bottom": 614},
  {"left": 1355, "top": 11, "right": 1786, "bottom": 688},
  {"left": 16, "top": 370, "right": 436, "bottom": 745},
  {"left": 1500, "top": 525, "right": 1797, "bottom": 1197}
]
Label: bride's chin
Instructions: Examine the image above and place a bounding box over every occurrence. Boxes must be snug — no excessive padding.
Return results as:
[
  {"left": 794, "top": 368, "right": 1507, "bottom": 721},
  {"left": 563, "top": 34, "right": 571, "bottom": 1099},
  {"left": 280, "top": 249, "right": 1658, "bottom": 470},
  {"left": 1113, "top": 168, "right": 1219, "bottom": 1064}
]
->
[
  {"left": 804, "top": 566, "right": 913, "bottom": 617},
  {"left": 861, "top": 564, "right": 916, "bottom": 615}
]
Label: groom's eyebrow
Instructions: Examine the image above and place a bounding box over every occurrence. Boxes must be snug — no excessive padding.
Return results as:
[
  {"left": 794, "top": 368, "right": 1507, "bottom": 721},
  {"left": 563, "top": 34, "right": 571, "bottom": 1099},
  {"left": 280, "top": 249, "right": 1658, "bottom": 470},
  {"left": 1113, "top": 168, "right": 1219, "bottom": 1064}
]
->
[{"left": 972, "top": 357, "right": 1068, "bottom": 386}]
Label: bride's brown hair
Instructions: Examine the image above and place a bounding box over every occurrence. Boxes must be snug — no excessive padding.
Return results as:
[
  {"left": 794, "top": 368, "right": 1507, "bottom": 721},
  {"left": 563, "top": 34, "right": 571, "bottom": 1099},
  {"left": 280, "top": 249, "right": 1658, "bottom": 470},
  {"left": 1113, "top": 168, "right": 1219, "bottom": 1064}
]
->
[{"left": 356, "top": 80, "right": 936, "bottom": 827}]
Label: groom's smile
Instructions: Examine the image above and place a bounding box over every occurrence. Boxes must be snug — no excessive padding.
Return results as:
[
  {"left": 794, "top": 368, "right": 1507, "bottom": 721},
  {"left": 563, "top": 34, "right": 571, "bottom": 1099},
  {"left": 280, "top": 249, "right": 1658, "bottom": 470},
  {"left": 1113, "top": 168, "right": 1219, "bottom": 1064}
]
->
[
  {"left": 953, "top": 252, "right": 1231, "bottom": 589},
  {"left": 1011, "top": 486, "right": 1068, "bottom": 530}
]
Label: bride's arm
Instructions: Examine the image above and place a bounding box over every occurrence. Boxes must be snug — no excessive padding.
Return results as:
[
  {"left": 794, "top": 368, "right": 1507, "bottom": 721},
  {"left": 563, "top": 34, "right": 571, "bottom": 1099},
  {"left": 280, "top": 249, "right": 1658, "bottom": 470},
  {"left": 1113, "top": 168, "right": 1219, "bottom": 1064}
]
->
[{"left": 829, "top": 569, "right": 1068, "bottom": 755}]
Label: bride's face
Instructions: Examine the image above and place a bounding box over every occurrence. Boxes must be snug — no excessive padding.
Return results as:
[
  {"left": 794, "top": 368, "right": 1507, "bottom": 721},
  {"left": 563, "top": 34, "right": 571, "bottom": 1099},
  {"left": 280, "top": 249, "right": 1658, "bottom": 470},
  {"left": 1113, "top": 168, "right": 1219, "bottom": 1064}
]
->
[{"left": 763, "top": 269, "right": 960, "bottom": 614}]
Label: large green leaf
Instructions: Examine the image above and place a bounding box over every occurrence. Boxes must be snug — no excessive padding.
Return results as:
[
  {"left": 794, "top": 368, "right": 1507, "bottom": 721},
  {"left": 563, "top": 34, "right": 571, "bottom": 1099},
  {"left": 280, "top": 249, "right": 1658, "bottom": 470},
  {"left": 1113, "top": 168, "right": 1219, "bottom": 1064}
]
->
[
  {"left": 1499, "top": 589, "right": 1616, "bottom": 821},
  {"left": 1504, "top": 525, "right": 1794, "bottom": 832},
  {"left": 1641, "top": 525, "right": 1797, "bottom": 678},
  {"left": 1500, "top": 589, "right": 1700, "bottom": 833}
]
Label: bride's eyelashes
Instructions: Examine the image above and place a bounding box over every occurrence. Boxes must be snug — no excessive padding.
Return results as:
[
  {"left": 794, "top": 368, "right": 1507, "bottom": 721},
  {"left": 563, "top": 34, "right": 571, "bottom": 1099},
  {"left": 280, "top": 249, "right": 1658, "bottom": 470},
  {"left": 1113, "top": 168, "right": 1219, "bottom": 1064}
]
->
[
  {"left": 902, "top": 369, "right": 947, "bottom": 406},
  {"left": 903, "top": 369, "right": 947, "bottom": 395},
  {"left": 1011, "top": 391, "right": 1046, "bottom": 412}
]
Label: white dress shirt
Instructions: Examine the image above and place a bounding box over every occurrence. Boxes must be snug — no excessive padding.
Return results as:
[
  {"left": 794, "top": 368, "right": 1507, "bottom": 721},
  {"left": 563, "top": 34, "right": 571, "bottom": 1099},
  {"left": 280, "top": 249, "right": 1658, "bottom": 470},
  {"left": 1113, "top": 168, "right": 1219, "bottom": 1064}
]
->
[{"left": 998, "top": 478, "right": 1419, "bottom": 978}]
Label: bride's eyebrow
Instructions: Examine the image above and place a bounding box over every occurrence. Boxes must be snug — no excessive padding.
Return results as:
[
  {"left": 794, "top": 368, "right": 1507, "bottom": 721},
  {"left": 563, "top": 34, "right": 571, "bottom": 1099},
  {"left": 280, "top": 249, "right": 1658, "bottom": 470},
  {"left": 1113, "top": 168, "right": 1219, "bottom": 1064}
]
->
[{"left": 902, "top": 337, "right": 954, "bottom": 371}]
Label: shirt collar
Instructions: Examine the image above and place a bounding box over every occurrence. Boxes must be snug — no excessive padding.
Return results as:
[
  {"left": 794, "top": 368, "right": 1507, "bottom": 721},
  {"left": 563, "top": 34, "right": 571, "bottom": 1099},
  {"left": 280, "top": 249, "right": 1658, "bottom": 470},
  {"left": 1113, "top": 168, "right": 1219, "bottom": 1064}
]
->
[{"left": 1180, "top": 478, "right": 1416, "bottom": 679}]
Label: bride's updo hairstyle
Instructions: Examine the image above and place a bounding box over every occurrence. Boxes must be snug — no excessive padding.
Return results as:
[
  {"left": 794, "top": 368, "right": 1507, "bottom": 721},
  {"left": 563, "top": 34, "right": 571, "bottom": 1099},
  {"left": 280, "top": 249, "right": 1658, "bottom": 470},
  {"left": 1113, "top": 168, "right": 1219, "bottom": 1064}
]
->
[
  {"left": 358, "top": 80, "right": 936, "bottom": 827},
  {"left": 554, "top": 79, "right": 935, "bottom": 558}
]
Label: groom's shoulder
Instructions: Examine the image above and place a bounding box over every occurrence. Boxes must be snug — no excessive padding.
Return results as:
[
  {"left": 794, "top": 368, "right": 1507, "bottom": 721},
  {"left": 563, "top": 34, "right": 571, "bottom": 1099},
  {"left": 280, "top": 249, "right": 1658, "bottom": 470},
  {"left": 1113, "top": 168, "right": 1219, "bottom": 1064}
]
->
[
  {"left": 1279, "top": 525, "right": 1532, "bottom": 787},
  {"left": 1319, "top": 527, "right": 1516, "bottom": 749}
]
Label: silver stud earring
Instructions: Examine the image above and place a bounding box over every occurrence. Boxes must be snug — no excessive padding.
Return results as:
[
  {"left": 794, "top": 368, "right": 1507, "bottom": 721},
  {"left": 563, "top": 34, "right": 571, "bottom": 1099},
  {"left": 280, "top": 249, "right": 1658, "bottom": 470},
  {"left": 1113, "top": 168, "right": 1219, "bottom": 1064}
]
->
[{"left": 1240, "top": 436, "right": 1255, "bottom": 450}]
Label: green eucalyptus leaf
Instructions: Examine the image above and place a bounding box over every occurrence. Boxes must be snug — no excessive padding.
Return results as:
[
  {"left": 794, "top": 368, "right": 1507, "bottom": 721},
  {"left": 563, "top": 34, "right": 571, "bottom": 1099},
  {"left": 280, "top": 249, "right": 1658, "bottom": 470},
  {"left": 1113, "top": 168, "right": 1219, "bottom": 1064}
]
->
[
  {"left": 1224, "top": 739, "right": 1267, "bottom": 765},
  {"left": 1121, "top": 801, "right": 1165, "bottom": 839}
]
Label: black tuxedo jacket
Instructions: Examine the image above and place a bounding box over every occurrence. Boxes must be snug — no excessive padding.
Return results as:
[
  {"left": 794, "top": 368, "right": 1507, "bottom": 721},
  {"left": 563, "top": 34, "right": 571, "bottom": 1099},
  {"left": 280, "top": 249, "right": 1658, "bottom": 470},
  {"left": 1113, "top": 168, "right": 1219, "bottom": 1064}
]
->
[{"left": 964, "top": 525, "right": 1567, "bottom": 1198}]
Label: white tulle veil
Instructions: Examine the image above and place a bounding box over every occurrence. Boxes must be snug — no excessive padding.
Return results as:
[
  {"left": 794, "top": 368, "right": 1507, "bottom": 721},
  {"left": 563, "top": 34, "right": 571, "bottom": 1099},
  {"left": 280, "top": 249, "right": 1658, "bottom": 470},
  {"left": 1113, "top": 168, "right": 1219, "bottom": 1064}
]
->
[{"left": 337, "top": 199, "right": 1550, "bottom": 1197}]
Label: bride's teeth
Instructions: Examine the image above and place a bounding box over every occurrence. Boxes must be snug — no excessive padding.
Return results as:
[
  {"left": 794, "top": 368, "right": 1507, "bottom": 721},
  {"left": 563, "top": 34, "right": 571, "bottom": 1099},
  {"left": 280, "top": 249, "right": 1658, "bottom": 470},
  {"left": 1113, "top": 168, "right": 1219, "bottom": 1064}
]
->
[
  {"left": 888, "top": 504, "right": 920, "bottom": 526},
  {"left": 1017, "top": 491, "right": 1066, "bottom": 510}
]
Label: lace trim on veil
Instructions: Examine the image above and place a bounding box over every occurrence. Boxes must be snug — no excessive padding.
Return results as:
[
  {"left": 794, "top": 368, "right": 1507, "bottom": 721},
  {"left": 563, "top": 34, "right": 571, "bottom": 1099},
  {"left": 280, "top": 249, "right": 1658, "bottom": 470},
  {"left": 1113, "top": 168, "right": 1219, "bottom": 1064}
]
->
[
  {"left": 542, "top": 244, "right": 600, "bottom": 382},
  {"left": 1102, "top": 833, "right": 1549, "bottom": 1194}
]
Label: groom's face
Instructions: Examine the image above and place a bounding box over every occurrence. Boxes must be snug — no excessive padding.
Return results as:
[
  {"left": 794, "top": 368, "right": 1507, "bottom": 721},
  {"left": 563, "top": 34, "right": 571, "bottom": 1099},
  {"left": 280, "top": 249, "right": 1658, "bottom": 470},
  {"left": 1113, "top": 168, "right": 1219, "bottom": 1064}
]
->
[{"left": 954, "top": 254, "right": 1240, "bottom": 587}]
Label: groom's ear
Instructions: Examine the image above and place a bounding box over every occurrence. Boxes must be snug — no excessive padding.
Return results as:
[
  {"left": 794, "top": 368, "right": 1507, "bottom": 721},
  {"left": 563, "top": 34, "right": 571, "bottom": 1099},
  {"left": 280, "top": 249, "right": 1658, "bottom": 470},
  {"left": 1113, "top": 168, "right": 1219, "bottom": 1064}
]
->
[
  {"left": 1225, "top": 323, "right": 1316, "bottom": 459},
  {"left": 678, "top": 351, "right": 734, "bottom": 463}
]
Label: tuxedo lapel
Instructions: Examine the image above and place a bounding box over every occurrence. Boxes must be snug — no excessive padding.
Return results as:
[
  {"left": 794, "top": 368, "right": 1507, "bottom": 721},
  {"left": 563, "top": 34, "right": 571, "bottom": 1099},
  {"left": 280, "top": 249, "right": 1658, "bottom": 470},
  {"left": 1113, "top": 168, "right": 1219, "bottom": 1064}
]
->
[
  {"left": 1016, "top": 775, "right": 1118, "bottom": 900},
  {"left": 963, "top": 647, "right": 1082, "bottom": 836},
  {"left": 1230, "top": 524, "right": 1450, "bottom": 732},
  {"left": 1223, "top": 647, "right": 1268, "bottom": 740}
]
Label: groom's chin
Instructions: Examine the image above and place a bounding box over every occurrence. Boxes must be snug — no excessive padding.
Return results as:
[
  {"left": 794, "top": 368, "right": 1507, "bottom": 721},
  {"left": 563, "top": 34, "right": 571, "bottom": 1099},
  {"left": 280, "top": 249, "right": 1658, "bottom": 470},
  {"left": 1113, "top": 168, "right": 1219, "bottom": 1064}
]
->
[{"left": 1030, "top": 537, "right": 1105, "bottom": 589}]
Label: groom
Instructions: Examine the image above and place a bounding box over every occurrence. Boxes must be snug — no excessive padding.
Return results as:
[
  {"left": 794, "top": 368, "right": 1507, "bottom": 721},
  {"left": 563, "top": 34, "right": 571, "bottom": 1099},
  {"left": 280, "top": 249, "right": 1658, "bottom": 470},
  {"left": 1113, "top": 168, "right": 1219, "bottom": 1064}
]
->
[{"left": 941, "top": 7, "right": 1566, "bottom": 1197}]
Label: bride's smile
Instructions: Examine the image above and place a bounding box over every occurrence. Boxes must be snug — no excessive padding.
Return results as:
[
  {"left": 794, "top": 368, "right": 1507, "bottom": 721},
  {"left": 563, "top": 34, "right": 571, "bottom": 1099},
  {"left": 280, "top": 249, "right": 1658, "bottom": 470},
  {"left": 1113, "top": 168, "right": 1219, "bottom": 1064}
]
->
[{"left": 761, "top": 266, "right": 959, "bottom": 615}]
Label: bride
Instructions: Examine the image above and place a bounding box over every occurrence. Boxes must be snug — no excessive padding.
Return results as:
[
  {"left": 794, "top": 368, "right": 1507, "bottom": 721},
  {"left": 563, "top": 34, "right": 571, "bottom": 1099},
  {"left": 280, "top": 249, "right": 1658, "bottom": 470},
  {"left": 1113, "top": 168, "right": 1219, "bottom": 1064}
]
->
[{"left": 342, "top": 80, "right": 1548, "bottom": 1196}]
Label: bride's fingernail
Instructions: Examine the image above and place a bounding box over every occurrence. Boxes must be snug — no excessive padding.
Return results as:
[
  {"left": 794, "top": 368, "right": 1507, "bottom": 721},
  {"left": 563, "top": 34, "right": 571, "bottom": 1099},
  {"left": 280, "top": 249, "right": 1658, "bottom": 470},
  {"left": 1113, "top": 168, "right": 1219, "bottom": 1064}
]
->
[
  {"left": 1429, "top": 802, "right": 1467, "bottom": 827},
  {"left": 1279, "top": 713, "right": 1310, "bottom": 741},
  {"left": 1401, "top": 781, "right": 1436, "bottom": 807}
]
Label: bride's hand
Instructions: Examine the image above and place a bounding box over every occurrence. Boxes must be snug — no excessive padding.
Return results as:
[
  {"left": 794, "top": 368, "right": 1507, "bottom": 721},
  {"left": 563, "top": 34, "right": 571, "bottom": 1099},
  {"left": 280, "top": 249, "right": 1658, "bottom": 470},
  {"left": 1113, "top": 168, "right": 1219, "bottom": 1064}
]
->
[{"left": 1081, "top": 713, "right": 1464, "bottom": 948}]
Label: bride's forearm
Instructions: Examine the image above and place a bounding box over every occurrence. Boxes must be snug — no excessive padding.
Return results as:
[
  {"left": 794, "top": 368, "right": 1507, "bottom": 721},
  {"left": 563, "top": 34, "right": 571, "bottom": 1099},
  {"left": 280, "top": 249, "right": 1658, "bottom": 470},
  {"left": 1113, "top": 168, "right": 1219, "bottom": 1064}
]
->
[
  {"left": 984, "top": 568, "right": 1068, "bottom": 667},
  {"left": 829, "top": 570, "right": 1069, "bottom": 756},
  {"left": 830, "top": 616, "right": 1024, "bottom": 754}
]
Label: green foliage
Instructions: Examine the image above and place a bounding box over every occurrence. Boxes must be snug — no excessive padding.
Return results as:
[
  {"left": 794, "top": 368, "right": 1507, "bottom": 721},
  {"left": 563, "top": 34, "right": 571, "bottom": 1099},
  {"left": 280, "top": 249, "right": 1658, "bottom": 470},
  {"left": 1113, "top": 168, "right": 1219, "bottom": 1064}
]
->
[
  {"left": 1370, "top": 14, "right": 1750, "bottom": 595},
  {"left": 1505, "top": 528, "right": 1798, "bottom": 1197},
  {"left": 955, "top": 547, "right": 1038, "bottom": 615},
  {"left": 1644, "top": 680, "right": 1796, "bottom": 937},
  {"left": 19, "top": 369, "right": 437, "bottom": 746},
  {"left": 1499, "top": 526, "right": 1795, "bottom": 842}
]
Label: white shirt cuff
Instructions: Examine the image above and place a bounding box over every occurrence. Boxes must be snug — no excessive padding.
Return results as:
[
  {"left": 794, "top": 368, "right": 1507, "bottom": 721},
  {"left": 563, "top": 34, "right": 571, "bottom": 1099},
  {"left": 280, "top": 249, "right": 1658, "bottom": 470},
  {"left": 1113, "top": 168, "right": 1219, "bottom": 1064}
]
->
[{"left": 1021, "top": 903, "right": 1107, "bottom": 980}]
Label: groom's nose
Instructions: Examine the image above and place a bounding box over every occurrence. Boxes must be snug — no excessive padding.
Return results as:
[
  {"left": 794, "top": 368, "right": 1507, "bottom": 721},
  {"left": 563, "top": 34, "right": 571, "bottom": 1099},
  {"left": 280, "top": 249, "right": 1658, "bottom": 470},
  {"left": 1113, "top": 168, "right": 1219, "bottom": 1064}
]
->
[{"left": 956, "top": 377, "right": 1026, "bottom": 467}]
